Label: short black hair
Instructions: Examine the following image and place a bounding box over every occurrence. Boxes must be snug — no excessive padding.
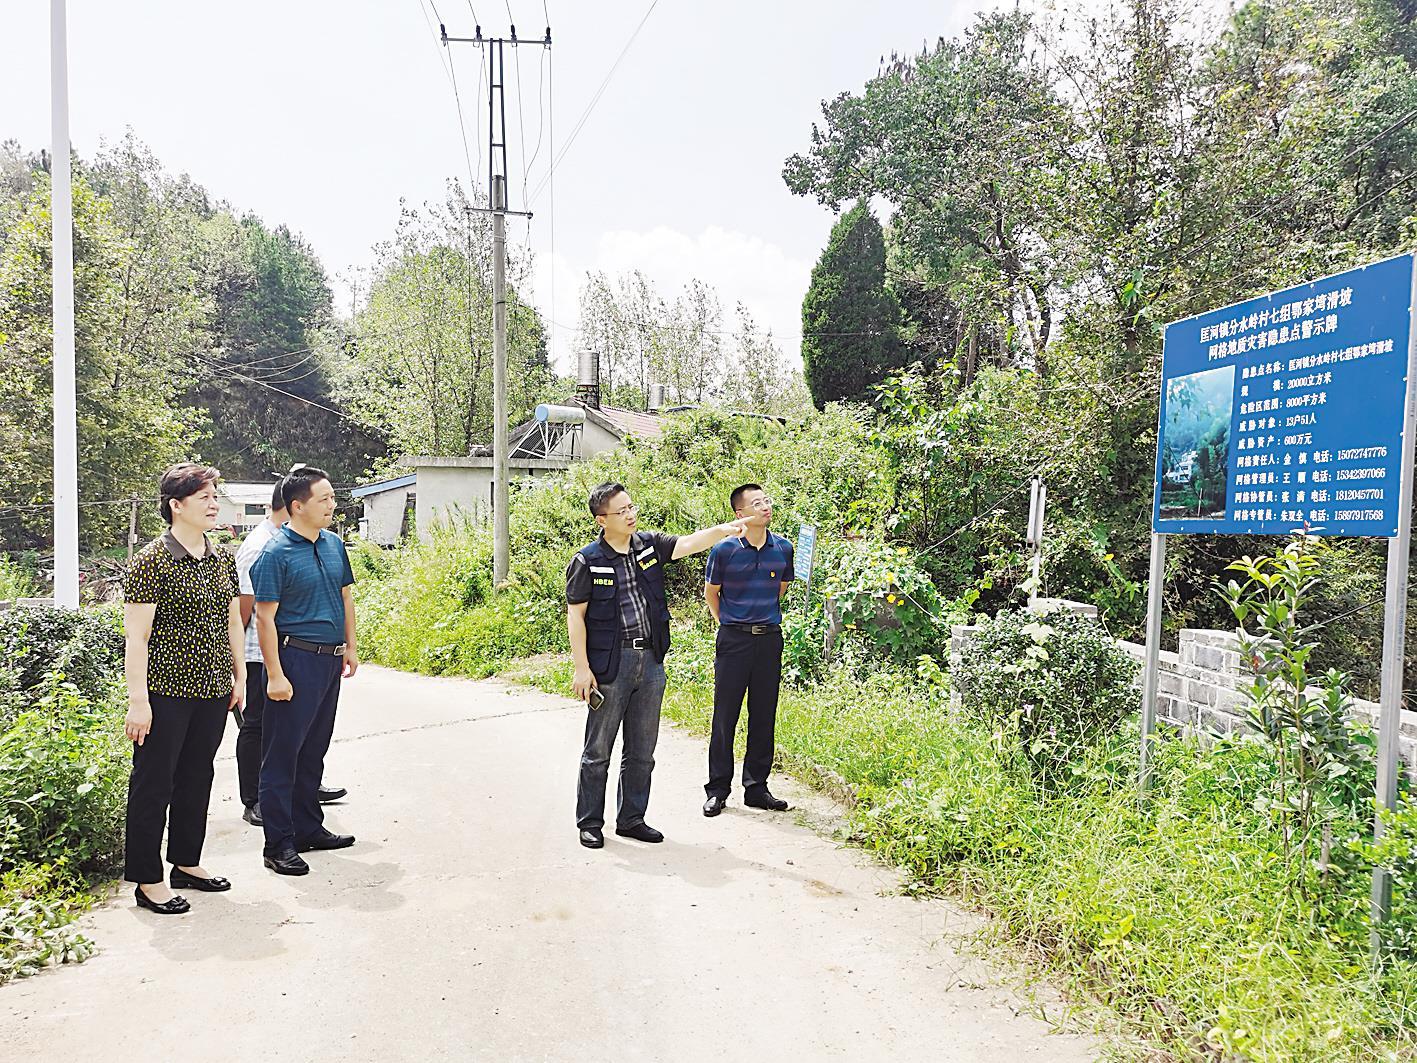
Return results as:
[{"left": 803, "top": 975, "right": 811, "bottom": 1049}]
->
[
  {"left": 730, "top": 483, "right": 763, "bottom": 512},
  {"left": 279, "top": 466, "right": 330, "bottom": 509},
  {"left": 159, "top": 463, "right": 220, "bottom": 524},
  {"left": 270, "top": 481, "right": 287, "bottom": 512},
  {"left": 588, "top": 481, "right": 628, "bottom": 517}
]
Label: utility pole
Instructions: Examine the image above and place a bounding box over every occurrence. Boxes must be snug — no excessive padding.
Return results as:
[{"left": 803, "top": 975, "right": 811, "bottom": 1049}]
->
[
  {"left": 491, "top": 173, "right": 509, "bottom": 584},
  {"left": 50, "top": 0, "right": 79, "bottom": 609},
  {"left": 442, "top": 19, "right": 550, "bottom": 588}
]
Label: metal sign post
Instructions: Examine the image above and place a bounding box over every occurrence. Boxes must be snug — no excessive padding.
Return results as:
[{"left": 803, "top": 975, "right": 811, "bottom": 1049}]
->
[
  {"left": 1370, "top": 259, "right": 1417, "bottom": 954},
  {"left": 1137, "top": 532, "right": 1167, "bottom": 792}
]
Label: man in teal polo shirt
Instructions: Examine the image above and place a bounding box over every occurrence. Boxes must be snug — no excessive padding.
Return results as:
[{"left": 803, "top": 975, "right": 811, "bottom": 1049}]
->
[
  {"left": 702, "top": 483, "right": 794, "bottom": 816},
  {"left": 251, "top": 466, "right": 359, "bottom": 875}
]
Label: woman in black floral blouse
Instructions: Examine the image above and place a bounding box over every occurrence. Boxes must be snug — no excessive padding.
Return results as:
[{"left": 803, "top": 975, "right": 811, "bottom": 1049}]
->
[{"left": 122, "top": 464, "right": 245, "bottom": 915}]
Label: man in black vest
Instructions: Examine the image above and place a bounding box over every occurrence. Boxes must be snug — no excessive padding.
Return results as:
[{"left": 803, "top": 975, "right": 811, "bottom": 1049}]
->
[{"left": 566, "top": 482, "right": 747, "bottom": 849}]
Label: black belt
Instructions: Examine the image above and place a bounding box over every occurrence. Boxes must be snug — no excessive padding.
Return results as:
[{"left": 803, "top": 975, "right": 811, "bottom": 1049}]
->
[
  {"left": 723, "top": 623, "right": 780, "bottom": 635},
  {"left": 622, "top": 636, "right": 648, "bottom": 650},
  {"left": 279, "top": 633, "right": 346, "bottom": 656}
]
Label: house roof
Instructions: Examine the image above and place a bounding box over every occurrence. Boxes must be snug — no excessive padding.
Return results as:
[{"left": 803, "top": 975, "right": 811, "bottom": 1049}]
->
[
  {"left": 402, "top": 400, "right": 669, "bottom": 467},
  {"left": 217, "top": 481, "right": 278, "bottom": 506},
  {"left": 590, "top": 404, "right": 665, "bottom": 439},
  {"left": 350, "top": 473, "right": 417, "bottom": 499}
]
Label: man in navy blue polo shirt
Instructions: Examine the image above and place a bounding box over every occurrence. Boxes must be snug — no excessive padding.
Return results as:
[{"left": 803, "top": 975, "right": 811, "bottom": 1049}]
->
[
  {"left": 702, "top": 483, "right": 794, "bottom": 817},
  {"left": 251, "top": 466, "right": 359, "bottom": 875}
]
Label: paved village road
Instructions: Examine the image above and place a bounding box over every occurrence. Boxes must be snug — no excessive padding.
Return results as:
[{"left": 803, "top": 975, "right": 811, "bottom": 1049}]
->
[{"left": 0, "top": 665, "right": 1100, "bottom": 1062}]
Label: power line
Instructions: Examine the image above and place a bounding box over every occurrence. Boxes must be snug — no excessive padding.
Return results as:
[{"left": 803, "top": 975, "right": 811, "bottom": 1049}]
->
[
  {"left": 527, "top": 0, "right": 659, "bottom": 207},
  {"left": 185, "top": 354, "right": 385, "bottom": 435}
]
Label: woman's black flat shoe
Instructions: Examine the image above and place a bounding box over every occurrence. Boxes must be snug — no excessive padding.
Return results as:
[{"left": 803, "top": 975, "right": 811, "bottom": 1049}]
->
[
  {"left": 134, "top": 885, "right": 190, "bottom": 915},
  {"left": 169, "top": 869, "right": 231, "bottom": 892}
]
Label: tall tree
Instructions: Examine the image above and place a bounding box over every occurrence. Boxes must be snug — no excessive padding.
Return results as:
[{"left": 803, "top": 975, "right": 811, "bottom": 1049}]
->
[
  {"left": 718, "top": 304, "right": 812, "bottom": 416},
  {"left": 0, "top": 170, "right": 194, "bottom": 550},
  {"left": 575, "top": 271, "right": 729, "bottom": 408},
  {"left": 799, "top": 202, "right": 904, "bottom": 406},
  {"left": 340, "top": 181, "right": 554, "bottom": 457}
]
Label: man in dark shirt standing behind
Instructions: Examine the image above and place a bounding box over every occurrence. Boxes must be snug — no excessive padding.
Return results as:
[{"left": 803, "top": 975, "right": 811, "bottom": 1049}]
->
[
  {"left": 566, "top": 482, "right": 746, "bottom": 850},
  {"left": 702, "top": 483, "right": 794, "bottom": 817}
]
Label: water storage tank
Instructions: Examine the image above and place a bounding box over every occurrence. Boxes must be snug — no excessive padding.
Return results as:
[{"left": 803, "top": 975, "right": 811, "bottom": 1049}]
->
[{"left": 535, "top": 404, "right": 588, "bottom": 425}]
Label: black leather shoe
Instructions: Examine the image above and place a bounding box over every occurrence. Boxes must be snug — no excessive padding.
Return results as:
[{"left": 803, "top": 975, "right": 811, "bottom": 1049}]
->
[
  {"left": 744, "top": 790, "right": 789, "bottom": 811},
  {"left": 615, "top": 822, "right": 664, "bottom": 843},
  {"left": 295, "top": 830, "right": 355, "bottom": 852},
  {"left": 134, "top": 885, "right": 190, "bottom": 915},
  {"left": 170, "top": 869, "right": 232, "bottom": 892},
  {"left": 579, "top": 828, "right": 604, "bottom": 849},
  {"left": 263, "top": 849, "right": 310, "bottom": 876},
  {"left": 242, "top": 803, "right": 263, "bottom": 827},
  {"left": 703, "top": 794, "right": 727, "bottom": 817},
  {"left": 317, "top": 785, "right": 348, "bottom": 803}
]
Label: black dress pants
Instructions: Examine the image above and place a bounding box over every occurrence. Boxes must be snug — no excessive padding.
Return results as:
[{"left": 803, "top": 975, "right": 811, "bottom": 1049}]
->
[
  {"left": 124, "top": 692, "right": 229, "bottom": 883},
  {"left": 706, "top": 626, "right": 783, "bottom": 798},
  {"left": 236, "top": 662, "right": 266, "bottom": 809}
]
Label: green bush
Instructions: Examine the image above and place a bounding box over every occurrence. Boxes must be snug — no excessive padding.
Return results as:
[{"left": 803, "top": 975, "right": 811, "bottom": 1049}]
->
[
  {"left": 819, "top": 538, "right": 956, "bottom": 665},
  {"left": 952, "top": 608, "right": 1138, "bottom": 783},
  {"left": 0, "top": 605, "right": 124, "bottom": 707},
  {"left": 0, "top": 555, "right": 39, "bottom": 602},
  {"left": 0, "top": 676, "right": 129, "bottom": 875}
]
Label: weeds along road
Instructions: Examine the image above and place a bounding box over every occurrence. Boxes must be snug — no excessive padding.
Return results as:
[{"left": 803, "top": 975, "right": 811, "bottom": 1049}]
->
[{"left": 0, "top": 664, "right": 1100, "bottom": 1062}]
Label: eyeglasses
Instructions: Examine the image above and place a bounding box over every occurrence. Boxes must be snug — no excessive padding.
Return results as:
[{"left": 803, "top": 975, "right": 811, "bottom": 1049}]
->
[
  {"left": 746, "top": 497, "right": 774, "bottom": 511},
  {"left": 601, "top": 502, "right": 638, "bottom": 518}
]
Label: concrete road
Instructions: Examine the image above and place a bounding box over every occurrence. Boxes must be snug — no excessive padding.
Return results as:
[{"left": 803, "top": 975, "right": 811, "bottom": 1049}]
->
[{"left": 0, "top": 665, "right": 1099, "bottom": 1062}]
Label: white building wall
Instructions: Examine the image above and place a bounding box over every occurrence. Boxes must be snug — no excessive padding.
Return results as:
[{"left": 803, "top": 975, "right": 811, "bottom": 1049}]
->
[
  {"left": 415, "top": 466, "right": 493, "bottom": 537},
  {"left": 581, "top": 419, "right": 622, "bottom": 458},
  {"left": 362, "top": 487, "right": 412, "bottom": 546}
]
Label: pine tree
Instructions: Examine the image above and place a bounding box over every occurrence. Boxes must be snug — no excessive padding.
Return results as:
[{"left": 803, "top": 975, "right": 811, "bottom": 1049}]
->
[{"left": 800, "top": 202, "right": 904, "bottom": 407}]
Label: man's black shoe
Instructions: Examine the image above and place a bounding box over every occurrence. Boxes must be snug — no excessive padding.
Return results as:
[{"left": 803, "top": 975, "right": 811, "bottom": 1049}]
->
[
  {"left": 263, "top": 849, "right": 310, "bottom": 876},
  {"left": 615, "top": 823, "right": 664, "bottom": 843},
  {"left": 317, "top": 785, "right": 348, "bottom": 803},
  {"left": 242, "top": 803, "right": 263, "bottom": 827},
  {"left": 295, "top": 830, "right": 355, "bottom": 852},
  {"left": 579, "top": 828, "right": 604, "bottom": 849},
  {"left": 703, "top": 794, "right": 727, "bottom": 817},
  {"left": 744, "top": 790, "right": 789, "bottom": 812}
]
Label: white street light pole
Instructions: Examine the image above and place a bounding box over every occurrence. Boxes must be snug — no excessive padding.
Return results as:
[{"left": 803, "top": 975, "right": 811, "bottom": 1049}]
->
[{"left": 51, "top": 0, "right": 80, "bottom": 609}]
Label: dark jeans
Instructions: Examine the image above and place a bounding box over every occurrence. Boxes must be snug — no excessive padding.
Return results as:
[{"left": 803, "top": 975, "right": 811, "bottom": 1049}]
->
[
  {"left": 236, "top": 662, "right": 267, "bottom": 809},
  {"left": 575, "top": 647, "right": 667, "bottom": 831},
  {"left": 706, "top": 626, "right": 783, "bottom": 798},
  {"left": 124, "top": 692, "right": 229, "bottom": 883},
  {"left": 259, "top": 645, "right": 342, "bottom": 854}
]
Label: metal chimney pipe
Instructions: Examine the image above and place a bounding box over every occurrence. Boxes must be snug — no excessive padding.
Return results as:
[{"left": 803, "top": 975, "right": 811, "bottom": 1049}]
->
[{"left": 647, "top": 382, "right": 665, "bottom": 412}]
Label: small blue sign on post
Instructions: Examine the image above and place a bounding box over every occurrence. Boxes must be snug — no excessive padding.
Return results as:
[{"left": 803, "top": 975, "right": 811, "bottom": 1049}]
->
[
  {"left": 795, "top": 523, "right": 817, "bottom": 603},
  {"left": 1153, "top": 253, "right": 1416, "bottom": 537}
]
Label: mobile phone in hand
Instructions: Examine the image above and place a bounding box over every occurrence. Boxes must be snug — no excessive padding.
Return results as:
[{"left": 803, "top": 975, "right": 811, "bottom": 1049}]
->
[{"left": 588, "top": 687, "right": 605, "bottom": 710}]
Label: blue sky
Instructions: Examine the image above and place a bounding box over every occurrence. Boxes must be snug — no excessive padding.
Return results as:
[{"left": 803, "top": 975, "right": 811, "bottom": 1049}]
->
[{"left": 3, "top": 1, "right": 1193, "bottom": 372}]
